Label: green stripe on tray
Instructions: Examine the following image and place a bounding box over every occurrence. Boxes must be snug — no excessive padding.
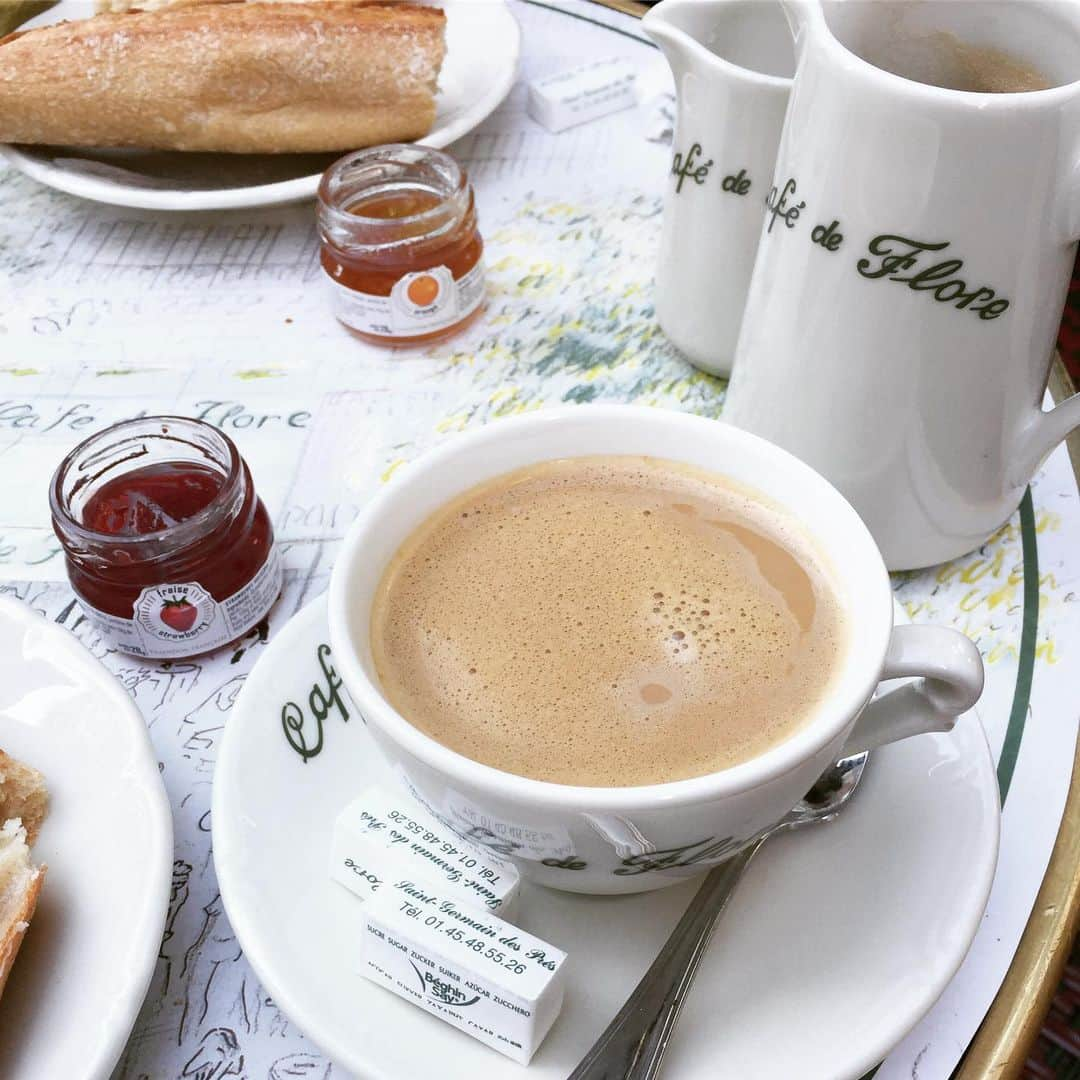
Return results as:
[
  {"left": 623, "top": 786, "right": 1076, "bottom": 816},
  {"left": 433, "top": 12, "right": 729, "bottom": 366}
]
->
[
  {"left": 997, "top": 487, "right": 1039, "bottom": 804},
  {"left": 520, "top": 0, "right": 657, "bottom": 48},
  {"left": 857, "top": 488, "right": 1040, "bottom": 1080}
]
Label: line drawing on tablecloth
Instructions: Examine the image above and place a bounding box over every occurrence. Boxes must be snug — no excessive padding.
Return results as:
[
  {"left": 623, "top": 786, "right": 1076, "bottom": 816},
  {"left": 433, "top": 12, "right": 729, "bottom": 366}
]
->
[{"left": 0, "top": 2, "right": 1077, "bottom": 1078}]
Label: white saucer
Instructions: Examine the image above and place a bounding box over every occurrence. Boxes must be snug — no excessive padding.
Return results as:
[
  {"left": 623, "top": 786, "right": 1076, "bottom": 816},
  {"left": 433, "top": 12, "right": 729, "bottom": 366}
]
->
[
  {"left": 0, "top": 595, "right": 172, "bottom": 1080},
  {"left": 0, "top": 0, "right": 520, "bottom": 211},
  {"left": 214, "top": 596, "right": 1000, "bottom": 1079}
]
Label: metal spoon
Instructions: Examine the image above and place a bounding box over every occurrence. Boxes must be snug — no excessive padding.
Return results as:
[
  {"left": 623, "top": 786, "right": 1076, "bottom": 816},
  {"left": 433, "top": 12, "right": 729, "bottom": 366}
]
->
[{"left": 569, "top": 752, "right": 869, "bottom": 1080}]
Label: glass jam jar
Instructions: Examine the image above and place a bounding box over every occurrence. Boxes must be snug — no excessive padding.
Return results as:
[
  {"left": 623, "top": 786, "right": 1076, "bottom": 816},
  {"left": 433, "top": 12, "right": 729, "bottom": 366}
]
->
[
  {"left": 50, "top": 417, "right": 281, "bottom": 661},
  {"left": 317, "top": 144, "right": 485, "bottom": 346}
]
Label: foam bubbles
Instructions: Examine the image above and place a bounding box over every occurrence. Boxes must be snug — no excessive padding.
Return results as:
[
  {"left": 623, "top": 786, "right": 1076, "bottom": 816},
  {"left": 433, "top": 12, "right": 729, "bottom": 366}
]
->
[{"left": 370, "top": 456, "right": 846, "bottom": 787}]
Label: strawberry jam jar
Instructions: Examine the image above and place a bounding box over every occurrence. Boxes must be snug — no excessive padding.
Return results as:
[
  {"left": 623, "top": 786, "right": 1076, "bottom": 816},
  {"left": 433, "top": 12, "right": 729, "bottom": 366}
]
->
[
  {"left": 50, "top": 417, "right": 281, "bottom": 660},
  {"left": 317, "top": 144, "right": 485, "bottom": 345}
]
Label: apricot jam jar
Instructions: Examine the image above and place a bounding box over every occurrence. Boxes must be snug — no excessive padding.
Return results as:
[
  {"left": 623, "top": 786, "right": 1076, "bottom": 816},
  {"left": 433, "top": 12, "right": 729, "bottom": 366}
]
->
[
  {"left": 50, "top": 417, "right": 281, "bottom": 660},
  {"left": 317, "top": 144, "right": 485, "bottom": 345}
]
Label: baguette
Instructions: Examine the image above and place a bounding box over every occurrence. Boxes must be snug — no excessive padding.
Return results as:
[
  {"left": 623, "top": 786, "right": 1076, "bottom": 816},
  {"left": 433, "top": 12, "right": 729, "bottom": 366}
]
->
[{"left": 0, "top": 1, "right": 447, "bottom": 152}]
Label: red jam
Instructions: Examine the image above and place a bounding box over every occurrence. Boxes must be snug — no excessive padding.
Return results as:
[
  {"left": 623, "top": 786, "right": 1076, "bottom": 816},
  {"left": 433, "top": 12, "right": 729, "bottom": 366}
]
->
[
  {"left": 83, "top": 462, "right": 224, "bottom": 537},
  {"left": 50, "top": 418, "right": 281, "bottom": 660}
]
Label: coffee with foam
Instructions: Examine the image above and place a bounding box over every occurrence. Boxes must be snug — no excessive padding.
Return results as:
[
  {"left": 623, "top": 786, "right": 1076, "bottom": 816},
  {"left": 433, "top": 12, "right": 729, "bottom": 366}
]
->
[
  {"left": 857, "top": 22, "right": 1051, "bottom": 93},
  {"left": 370, "top": 456, "right": 847, "bottom": 787}
]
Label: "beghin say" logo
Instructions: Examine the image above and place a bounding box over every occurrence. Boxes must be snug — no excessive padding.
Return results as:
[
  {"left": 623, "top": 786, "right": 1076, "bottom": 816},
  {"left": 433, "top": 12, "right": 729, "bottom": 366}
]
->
[{"left": 409, "top": 961, "right": 481, "bottom": 1008}]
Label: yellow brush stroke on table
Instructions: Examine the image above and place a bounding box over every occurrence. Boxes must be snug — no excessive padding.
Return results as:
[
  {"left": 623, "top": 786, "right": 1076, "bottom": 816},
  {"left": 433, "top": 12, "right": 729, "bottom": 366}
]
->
[
  {"left": 901, "top": 599, "right": 929, "bottom": 620},
  {"left": 436, "top": 413, "right": 472, "bottom": 434},
  {"left": 958, "top": 585, "right": 1017, "bottom": 614},
  {"left": 441, "top": 342, "right": 513, "bottom": 371},
  {"left": 236, "top": 369, "right": 284, "bottom": 381},
  {"left": 1035, "top": 639, "right": 1061, "bottom": 663},
  {"left": 514, "top": 274, "right": 565, "bottom": 299},
  {"left": 444, "top": 349, "right": 477, "bottom": 367},
  {"left": 976, "top": 508, "right": 1063, "bottom": 549},
  {"left": 0, "top": 368, "right": 39, "bottom": 377},
  {"left": 491, "top": 392, "right": 543, "bottom": 419},
  {"left": 380, "top": 459, "right": 406, "bottom": 483},
  {"left": 937, "top": 549, "right": 1008, "bottom": 586},
  {"left": 517, "top": 201, "right": 582, "bottom": 219}
]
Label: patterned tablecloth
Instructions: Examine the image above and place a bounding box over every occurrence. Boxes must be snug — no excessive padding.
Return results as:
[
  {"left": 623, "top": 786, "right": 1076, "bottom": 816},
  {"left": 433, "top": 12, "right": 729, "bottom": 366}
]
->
[{"left": 0, "top": 2, "right": 1078, "bottom": 1077}]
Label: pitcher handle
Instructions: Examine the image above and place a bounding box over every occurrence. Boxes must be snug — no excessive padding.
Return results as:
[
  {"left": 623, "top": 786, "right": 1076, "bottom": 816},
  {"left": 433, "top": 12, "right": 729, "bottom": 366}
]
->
[
  {"left": 1011, "top": 387, "right": 1080, "bottom": 487},
  {"left": 780, "top": 0, "right": 825, "bottom": 44},
  {"left": 1011, "top": 157, "right": 1080, "bottom": 483},
  {"left": 840, "top": 625, "right": 984, "bottom": 756}
]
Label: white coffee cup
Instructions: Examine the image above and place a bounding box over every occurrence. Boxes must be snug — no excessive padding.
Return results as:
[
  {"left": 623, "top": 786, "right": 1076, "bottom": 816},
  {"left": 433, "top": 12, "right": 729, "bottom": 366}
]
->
[
  {"left": 328, "top": 406, "right": 983, "bottom": 895},
  {"left": 725, "top": 0, "right": 1080, "bottom": 570},
  {"left": 644, "top": 0, "right": 794, "bottom": 375}
]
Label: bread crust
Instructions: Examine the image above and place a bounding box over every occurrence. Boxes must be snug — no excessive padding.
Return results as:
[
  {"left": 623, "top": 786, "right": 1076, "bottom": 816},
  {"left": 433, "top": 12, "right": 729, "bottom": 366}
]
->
[
  {"left": 0, "top": 863, "right": 44, "bottom": 1002},
  {"left": 0, "top": 750, "right": 49, "bottom": 846},
  {"left": 0, "top": 1, "right": 447, "bottom": 152}
]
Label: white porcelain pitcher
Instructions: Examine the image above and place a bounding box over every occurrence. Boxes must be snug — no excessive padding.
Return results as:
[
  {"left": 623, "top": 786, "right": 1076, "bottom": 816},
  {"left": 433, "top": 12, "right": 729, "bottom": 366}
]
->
[
  {"left": 724, "top": 0, "right": 1080, "bottom": 570},
  {"left": 643, "top": 0, "right": 794, "bottom": 376}
]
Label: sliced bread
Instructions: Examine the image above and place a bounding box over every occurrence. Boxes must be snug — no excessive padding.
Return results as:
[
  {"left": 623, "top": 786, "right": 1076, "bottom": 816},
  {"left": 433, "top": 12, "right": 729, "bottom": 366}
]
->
[
  {"left": 0, "top": 819, "right": 45, "bottom": 1001},
  {"left": 0, "top": 750, "right": 48, "bottom": 847}
]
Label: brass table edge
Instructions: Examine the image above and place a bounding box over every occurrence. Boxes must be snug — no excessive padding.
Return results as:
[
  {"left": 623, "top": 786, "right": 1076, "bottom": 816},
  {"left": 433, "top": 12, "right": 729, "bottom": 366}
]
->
[
  {"left": 591, "top": 0, "right": 650, "bottom": 16},
  {"left": 957, "top": 358, "right": 1080, "bottom": 1079}
]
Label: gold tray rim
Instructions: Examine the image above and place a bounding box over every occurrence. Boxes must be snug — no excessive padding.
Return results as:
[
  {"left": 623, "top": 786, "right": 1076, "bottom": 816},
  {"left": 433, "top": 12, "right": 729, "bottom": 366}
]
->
[{"left": 956, "top": 359, "right": 1080, "bottom": 1079}]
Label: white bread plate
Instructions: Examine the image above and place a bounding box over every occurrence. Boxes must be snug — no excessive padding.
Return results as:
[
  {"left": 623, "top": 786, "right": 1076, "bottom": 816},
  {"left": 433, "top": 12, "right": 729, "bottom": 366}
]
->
[
  {"left": 0, "top": 0, "right": 521, "bottom": 210},
  {"left": 0, "top": 594, "right": 172, "bottom": 1080}
]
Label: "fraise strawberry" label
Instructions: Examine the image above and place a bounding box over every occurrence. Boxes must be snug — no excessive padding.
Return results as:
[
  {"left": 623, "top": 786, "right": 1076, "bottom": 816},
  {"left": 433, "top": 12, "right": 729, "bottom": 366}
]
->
[
  {"left": 135, "top": 582, "right": 217, "bottom": 643},
  {"left": 78, "top": 548, "right": 282, "bottom": 659}
]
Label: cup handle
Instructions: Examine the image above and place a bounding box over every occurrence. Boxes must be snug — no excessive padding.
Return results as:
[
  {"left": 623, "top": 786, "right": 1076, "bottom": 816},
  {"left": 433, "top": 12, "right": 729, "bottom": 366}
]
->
[{"left": 840, "top": 625, "right": 984, "bottom": 756}]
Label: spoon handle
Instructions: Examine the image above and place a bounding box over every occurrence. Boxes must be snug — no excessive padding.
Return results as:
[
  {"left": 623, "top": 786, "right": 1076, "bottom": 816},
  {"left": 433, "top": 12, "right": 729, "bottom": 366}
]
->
[{"left": 568, "top": 840, "right": 763, "bottom": 1080}]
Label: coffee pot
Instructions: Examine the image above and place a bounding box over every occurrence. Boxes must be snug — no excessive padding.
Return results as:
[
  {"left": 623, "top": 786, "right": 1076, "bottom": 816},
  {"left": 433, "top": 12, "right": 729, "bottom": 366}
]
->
[
  {"left": 643, "top": 0, "right": 794, "bottom": 375},
  {"left": 721, "top": 0, "right": 1080, "bottom": 569}
]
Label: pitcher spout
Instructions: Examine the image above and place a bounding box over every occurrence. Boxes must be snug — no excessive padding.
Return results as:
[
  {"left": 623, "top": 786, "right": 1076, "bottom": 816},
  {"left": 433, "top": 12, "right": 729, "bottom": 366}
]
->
[
  {"left": 642, "top": 0, "right": 707, "bottom": 83},
  {"left": 1010, "top": 394, "right": 1080, "bottom": 489},
  {"left": 645, "top": 0, "right": 800, "bottom": 87}
]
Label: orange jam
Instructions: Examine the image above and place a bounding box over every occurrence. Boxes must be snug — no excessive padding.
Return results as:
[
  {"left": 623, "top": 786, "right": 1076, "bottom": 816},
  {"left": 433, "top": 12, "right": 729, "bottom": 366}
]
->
[{"left": 317, "top": 145, "right": 485, "bottom": 346}]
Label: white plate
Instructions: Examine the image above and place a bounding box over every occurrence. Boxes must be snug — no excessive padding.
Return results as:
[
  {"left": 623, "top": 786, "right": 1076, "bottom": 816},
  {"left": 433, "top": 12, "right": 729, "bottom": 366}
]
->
[
  {"left": 214, "top": 596, "right": 1000, "bottom": 1080},
  {"left": 0, "top": 0, "right": 521, "bottom": 211},
  {"left": 0, "top": 595, "right": 172, "bottom": 1080}
]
